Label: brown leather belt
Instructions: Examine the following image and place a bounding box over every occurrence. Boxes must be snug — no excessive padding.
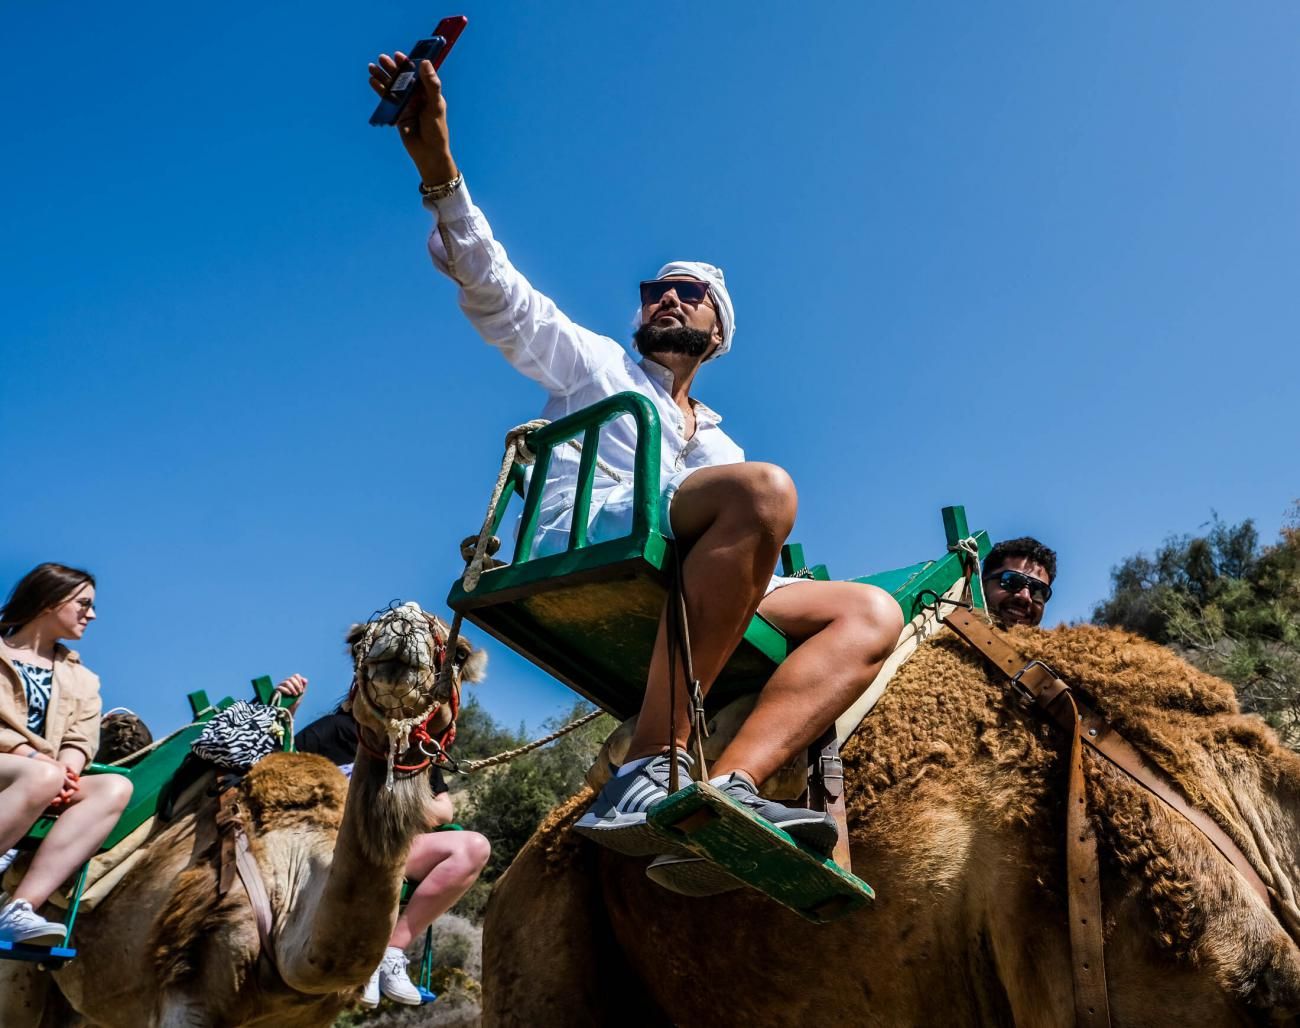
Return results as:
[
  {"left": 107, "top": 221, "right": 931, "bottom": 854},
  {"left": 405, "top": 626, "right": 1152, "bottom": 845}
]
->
[
  {"left": 941, "top": 607, "right": 1271, "bottom": 1027},
  {"left": 217, "top": 785, "right": 276, "bottom": 959}
]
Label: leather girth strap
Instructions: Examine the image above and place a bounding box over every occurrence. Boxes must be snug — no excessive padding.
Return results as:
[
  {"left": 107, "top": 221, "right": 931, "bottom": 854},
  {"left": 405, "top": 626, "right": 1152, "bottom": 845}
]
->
[
  {"left": 216, "top": 785, "right": 276, "bottom": 959},
  {"left": 941, "top": 607, "right": 1272, "bottom": 1027}
]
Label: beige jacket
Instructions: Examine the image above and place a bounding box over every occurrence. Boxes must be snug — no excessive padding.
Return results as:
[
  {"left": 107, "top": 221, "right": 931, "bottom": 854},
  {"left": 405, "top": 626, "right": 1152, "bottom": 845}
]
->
[{"left": 0, "top": 645, "right": 102, "bottom": 762}]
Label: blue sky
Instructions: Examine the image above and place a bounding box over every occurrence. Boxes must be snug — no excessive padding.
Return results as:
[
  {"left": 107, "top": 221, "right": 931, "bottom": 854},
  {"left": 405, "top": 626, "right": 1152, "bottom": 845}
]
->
[{"left": 3, "top": 3, "right": 1297, "bottom": 738}]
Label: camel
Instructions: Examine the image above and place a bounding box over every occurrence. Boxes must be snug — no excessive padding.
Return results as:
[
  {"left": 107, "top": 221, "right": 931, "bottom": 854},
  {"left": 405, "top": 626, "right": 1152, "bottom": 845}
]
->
[
  {"left": 482, "top": 625, "right": 1300, "bottom": 1027},
  {"left": 0, "top": 602, "right": 485, "bottom": 1028}
]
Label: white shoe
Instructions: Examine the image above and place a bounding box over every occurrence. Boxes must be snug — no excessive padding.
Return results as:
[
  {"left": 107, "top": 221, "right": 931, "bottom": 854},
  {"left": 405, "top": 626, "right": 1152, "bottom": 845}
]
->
[
  {"left": 378, "top": 946, "right": 423, "bottom": 1005},
  {"left": 360, "top": 964, "right": 380, "bottom": 1008},
  {"left": 0, "top": 899, "right": 65, "bottom": 945}
]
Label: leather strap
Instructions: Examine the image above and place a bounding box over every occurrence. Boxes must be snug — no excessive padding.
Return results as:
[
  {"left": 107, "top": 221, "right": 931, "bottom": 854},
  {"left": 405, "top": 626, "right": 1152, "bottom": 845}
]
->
[
  {"left": 807, "top": 727, "right": 852, "bottom": 873},
  {"left": 1060, "top": 687, "right": 1111, "bottom": 1026},
  {"left": 215, "top": 785, "right": 276, "bottom": 961},
  {"left": 942, "top": 607, "right": 1272, "bottom": 1028},
  {"left": 234, "top": 828, "right": 275, "bottom": 954},
  {"left": 216, "top": 786, "right": 239, "bottom": 896},
  {"left": 943, "top": 609, "right": 1268, "bottom": 904}
]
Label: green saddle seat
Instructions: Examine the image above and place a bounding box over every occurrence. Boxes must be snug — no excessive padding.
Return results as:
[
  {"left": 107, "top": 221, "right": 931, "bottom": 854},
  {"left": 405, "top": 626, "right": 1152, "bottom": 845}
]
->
[
  {"left": 448, "top": 392, "right": 988, "bottom": 722},
  {"left": 22, "top": 677, "right": 289, "bottom": 853}
]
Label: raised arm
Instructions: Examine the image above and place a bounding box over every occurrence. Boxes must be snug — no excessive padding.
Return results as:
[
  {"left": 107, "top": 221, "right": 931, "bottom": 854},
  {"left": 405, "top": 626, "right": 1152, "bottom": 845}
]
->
[{"left": 369, "top": 54, "right": 621, "bottom": 395}]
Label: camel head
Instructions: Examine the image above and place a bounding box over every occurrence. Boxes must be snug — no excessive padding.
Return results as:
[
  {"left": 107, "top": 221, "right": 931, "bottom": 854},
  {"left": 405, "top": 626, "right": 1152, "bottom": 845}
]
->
[
  {"left": 332, "top": 601, "right": 488, "bottom": 868},
  {"left": 345, "top": 601, "right": 487, "bottom": 773}
]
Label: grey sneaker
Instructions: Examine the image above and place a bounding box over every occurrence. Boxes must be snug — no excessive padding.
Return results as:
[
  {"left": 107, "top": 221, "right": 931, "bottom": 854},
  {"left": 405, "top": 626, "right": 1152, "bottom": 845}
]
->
[
  {"left": 712, "top": 772, "right": 839, "bottom": 855},
  {"left": 645, "top": 853, "right": 744, "bottom": 897},
  {"left": 574, "top": 753, "right": 692, "bottom": 857}
]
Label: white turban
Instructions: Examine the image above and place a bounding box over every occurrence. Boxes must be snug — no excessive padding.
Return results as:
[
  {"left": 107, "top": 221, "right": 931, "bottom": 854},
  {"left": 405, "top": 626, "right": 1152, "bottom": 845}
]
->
[{"left": 633, "top": 260, "right": 736, "bottom": 361}]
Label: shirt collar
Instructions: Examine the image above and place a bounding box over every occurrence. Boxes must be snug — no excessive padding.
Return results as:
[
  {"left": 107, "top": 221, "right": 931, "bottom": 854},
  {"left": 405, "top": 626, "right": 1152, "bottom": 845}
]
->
[{"left": 639, "top": 358, "right": 724, "bottom": 427}]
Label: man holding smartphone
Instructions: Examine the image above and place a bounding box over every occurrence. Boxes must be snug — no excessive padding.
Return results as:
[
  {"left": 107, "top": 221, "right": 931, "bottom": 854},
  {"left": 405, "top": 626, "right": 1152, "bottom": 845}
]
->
[{"left": 369, "top": 53, "right": 903, "bottom": 892}]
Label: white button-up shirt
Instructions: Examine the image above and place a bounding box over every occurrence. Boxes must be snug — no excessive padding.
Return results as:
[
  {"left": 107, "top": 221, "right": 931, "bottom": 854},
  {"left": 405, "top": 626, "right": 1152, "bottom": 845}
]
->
[{"left": 426, "top": 182, "right": 745, "bottom": 552}]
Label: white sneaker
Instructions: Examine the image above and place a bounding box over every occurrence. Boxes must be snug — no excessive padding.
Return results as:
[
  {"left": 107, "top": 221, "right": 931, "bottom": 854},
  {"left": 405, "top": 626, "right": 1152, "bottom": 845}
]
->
[
  {"left": 360, "top": 964, "right": 380, "bottom": 1008},
  {"left": 378, "top": 946, "right": 423, "bottom": 1005},
  {"left": 0, "top": 900, "right": 65, "bottom": 945}
]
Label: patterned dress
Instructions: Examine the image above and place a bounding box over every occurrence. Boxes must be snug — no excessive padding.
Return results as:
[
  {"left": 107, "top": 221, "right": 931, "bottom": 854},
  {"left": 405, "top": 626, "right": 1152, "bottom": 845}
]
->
[{"left": 13, "top": 660, "right": 53, "bottom": 737}]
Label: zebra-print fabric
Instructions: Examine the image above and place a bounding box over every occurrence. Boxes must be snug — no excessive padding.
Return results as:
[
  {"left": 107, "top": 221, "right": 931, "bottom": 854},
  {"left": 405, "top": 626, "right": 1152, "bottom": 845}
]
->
[
  {"left": 191, "top": 701, "right": 287, "bottom": 770},
  {"left": 13, "top": 660, "right": 52, "bottom": 736}
]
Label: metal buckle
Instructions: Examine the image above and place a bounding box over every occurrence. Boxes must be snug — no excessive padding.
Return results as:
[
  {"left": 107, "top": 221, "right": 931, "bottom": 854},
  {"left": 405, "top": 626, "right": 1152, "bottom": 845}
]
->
[
  {"left": 1009, "top": 659, "right": 1058, "bottom": 710},
  {"left": 918, "top": 589, "right": 974, "bottom": 615}
]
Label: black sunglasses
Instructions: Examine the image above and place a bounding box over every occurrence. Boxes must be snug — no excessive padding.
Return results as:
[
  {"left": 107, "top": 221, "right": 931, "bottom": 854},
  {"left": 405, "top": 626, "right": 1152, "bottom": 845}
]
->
[
  {"left": 639, "top": 279, "right": 711, "bottom": 307},
  {"left": 985, "top": 569, "right": 1052, "bottom": 603}
]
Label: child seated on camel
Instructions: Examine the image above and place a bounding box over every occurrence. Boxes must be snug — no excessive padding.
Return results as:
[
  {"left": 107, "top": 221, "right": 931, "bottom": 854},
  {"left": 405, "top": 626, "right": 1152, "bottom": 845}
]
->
[
  {"left": 0, "top": 564, "right": 133, "bottom": 945},
  {"left": 293, "top": 685, "right": 490, "bottom": 1007}
]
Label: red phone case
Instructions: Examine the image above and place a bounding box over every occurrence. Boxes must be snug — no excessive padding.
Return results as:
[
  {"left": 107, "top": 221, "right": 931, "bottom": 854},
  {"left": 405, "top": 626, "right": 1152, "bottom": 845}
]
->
[{"left": 430, "top": 15, "right": 468, "bottom": 69}]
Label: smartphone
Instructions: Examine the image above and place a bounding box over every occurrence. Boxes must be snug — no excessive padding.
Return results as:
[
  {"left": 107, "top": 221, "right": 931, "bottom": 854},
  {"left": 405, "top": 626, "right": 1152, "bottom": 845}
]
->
[{"left": 369, "top": 15, "right": 469, "bottom": 127}]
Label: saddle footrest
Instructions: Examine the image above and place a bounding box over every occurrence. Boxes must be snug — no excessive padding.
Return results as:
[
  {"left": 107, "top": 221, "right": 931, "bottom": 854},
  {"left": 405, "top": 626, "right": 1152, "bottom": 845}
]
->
[
  {"left": 0, "top": 940, "right": 76, "bottom": 968},
  {"left": 647, "top": 781, "right": 874, "bottom": 924}
]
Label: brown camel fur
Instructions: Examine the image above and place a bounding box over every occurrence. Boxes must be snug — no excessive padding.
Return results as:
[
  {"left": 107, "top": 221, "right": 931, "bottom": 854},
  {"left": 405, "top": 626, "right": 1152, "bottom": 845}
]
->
[
  {"left": 483, "top": 626, "right": 1300, "bottom": 1027},
  {"left": 0, "top": 605, "right": 484, "bottom": 1027}
]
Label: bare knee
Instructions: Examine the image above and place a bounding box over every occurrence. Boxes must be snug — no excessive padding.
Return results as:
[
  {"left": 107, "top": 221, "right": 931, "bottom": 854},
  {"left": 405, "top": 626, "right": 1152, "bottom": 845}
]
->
[
  {"left": 445, "top": 832, "right": 490, "bottom": 879},
  {"left": 22, "top": 761, "right": 65, "bottom": 804},
  {"left": 460, "top": 831, "right": 491, "bottom": 873},
  {"left": 845, "top": 586, "right": 905, "bottom": 661},
  {"left": 96, "top": 774, "right": 133, "bottom": 813},
  {"left": 724, "top": 463, "right": 798, "bottom": 537}
]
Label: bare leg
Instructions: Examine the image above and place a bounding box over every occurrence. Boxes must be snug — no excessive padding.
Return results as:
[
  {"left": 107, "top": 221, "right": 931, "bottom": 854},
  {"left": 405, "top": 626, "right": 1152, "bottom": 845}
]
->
[
  {"left": 712, "top": 581, "right": 903, "bottom": 785},
  {"left": 389, "top": 830, "right": 491, "bottom": 949},
  {"left": 624, "top": 462, "right": 797, "bottom": 761},
  {"left": 13, "top": 774, "right": 132, "bottom": 908},
  {"left": 0, "top": 756, "right": 65, "bottom": 853}
]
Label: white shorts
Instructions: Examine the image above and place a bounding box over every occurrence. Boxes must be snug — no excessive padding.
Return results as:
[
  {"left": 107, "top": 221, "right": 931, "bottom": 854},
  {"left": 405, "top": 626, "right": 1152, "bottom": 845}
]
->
[{"left": 530, "top": 469, "right": 807, "bottom": 597}]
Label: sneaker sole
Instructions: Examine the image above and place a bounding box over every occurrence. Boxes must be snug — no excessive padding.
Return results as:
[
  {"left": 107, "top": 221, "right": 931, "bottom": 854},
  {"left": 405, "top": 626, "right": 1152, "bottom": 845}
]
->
[
  {"left": 645, "top": 857, "right": 744, "bottom": 897},
  {"left": 725, "top": 801, "right": 839, "bottom": 855},
  {"left": 776, "top": 821, "right": 839, "bottom": 855},
  {"left": 572, "top": 817, "right": 681, "bottom": 858},
  {"left": 7, "top": 927, "right": 65, "bottom": 946},
  {"left": 381, "top": 992, "right": 423, "bottom": 1006}
]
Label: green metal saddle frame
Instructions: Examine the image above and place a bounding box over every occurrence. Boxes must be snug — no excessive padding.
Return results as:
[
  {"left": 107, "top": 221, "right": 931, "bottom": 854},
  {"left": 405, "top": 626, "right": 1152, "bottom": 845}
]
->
[
  {"left": 447, "top": 391, "right": 988, "bottom": 721},
  {"left": 6, "top": 677, "right": 290, "bottom": 966},
  {"left": 445, "top": 392, "right": 989, "bottom": 921}
]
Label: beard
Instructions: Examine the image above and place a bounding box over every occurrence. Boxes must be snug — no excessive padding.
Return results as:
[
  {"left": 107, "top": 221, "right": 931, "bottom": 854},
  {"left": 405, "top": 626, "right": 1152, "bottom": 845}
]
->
[{"left": 634, "top": 322, "right": 713, "bottom": 359}]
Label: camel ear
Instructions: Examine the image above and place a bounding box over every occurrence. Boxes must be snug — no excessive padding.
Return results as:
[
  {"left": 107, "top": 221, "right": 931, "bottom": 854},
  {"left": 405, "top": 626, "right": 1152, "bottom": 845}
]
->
[
  {"left": 459, "top": 646, "right": 488, "bottom": 684},
  {"left": 344, "top": 622, "right": 367, "bottom": 649}
]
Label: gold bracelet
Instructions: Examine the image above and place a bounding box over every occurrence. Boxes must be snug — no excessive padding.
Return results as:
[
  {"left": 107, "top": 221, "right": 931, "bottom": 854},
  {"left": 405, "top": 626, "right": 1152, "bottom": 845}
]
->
[{"left": 419, "top": 173, "right": 463, "bottom": 200}]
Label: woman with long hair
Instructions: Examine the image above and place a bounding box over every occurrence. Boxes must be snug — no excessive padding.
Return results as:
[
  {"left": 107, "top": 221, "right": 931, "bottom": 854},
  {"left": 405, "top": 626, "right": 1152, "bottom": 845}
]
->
[{"left": 0, "top": 563, "right": 132, "bottom": 944}]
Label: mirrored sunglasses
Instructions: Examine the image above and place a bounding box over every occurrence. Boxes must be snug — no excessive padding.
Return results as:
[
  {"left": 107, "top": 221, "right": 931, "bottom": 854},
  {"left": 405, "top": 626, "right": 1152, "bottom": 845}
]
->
[
  {"left": 639, "top": 279, "right": 711, "bottom": 307},
  {"left": 986, "top": 569, "right": 1052, "bottom": 603}
]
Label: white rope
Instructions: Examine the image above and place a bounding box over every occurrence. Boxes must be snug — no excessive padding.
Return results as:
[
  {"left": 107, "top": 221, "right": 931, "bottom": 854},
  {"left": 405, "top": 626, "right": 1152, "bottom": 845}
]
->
[
  {"left": 457, "top": 708, "right": 605, "bottom": 773},
  {"left": 948, "top": 535, "right": 990, "bottom": 619},
  {"left": 460, "top": 420, "right": 624, "bottom": 592}
]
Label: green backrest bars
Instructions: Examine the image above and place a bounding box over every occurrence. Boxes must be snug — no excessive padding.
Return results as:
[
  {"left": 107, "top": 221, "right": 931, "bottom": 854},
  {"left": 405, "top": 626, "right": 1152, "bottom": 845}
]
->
[
  {"left": 449, "top": 393, "right": 991, "bottom": 721},
  {"left": 510, "top": 392, "right": 662, "bottom": 562}
]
